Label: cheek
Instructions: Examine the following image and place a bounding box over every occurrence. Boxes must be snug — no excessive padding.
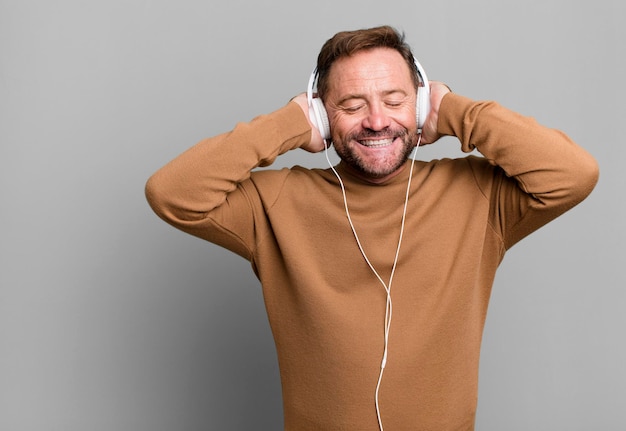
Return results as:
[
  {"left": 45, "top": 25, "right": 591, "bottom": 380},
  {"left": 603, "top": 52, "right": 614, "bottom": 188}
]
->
[
  {"left": 395, "top": 107, "right": 418, "bottom": 130},
  {"left": 329, "top": 114, "right": 361, "bottom": 140}
]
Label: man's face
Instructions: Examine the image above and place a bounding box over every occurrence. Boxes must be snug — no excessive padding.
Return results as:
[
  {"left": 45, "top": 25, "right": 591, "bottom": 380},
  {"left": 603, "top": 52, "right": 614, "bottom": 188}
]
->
[{"left": 325, "top": 47, "right": 418, "bottom": 183}]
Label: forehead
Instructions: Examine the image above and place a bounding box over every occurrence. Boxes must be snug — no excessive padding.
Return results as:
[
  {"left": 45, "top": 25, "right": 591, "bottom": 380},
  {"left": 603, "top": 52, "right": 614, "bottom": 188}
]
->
[{"left": 326, "top": 48, "right": 414, "bottom": 97}]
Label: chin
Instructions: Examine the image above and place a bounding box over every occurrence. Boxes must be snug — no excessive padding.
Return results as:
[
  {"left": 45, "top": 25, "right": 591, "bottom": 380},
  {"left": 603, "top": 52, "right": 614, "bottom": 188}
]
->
[{"left": 362, "top": 160, "right": 406, "bottom": 178}]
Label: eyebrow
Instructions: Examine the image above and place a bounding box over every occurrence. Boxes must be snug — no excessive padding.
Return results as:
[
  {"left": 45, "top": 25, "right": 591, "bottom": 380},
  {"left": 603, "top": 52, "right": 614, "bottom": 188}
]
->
[{"left": 336, "top": 89, "right": 409, "bottom": 106}]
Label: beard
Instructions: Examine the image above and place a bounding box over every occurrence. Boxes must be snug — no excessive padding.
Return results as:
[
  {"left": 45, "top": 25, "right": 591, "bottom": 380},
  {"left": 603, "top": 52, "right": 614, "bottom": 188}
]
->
[{"left": 332, "top": 127, "right": 419, "bottom": 180}]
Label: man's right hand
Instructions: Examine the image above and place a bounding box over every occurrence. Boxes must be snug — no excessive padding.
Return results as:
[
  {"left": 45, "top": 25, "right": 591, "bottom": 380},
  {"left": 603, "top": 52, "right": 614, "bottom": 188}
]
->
[{"left": 291, "top": 93, "right": 327, "bottom": 153}]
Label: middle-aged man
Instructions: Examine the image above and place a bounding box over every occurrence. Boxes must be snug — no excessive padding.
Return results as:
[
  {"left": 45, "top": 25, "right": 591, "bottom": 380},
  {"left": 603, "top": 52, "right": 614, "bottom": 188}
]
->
[{"left": 146, "top": 25, "right": 599, "bottom": 431}]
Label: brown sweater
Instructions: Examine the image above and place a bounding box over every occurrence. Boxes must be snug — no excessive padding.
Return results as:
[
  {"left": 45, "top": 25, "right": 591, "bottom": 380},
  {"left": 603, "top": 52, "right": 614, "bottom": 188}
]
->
[{"left": 145, "top": 93, "right": 598, "bottom": 430}]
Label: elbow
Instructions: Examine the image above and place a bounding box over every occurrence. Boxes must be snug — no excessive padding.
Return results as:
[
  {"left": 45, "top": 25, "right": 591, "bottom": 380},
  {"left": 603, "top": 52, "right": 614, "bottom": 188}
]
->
[
  {"left": 145, "top": 175, "right": 163, "bottom": 217},
  {"left": 145, "top": 171, "right": 207, "bottom": 228},
  {"left": 538, "top": 150, "right": 599, "bottom": 212},
  {"left": 572, "top": 151, "right": 600, "bottom": 203},
  {"left": 556, "top": 151, "right": 600, "bottom": 209},
  {"left": 145, "top": 173, "right": 174, "bottom": 223}
]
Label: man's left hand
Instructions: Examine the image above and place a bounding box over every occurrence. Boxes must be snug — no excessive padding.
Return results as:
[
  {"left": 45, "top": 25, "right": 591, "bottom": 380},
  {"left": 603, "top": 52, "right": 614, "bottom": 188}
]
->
[{"left": 419, "top": 81, "right": 451, "bottom": 145}]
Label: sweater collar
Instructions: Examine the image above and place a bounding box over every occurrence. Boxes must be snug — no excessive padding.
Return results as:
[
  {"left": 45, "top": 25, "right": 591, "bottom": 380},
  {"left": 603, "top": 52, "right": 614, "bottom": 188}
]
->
[{"left": 335, "top": 159, "right": 415, "bottom": 187}]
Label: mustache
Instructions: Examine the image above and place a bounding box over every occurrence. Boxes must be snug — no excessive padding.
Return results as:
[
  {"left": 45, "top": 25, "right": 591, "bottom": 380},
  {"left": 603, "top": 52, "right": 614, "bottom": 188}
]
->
[{"left": 346, "top": 127, "right": 409, "bottom": 141}]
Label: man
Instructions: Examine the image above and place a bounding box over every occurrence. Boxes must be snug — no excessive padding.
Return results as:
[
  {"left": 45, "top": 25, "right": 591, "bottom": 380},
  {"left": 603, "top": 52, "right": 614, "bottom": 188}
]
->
[{"left": 146, "top": 25, "right": 598, "bottom": 430}]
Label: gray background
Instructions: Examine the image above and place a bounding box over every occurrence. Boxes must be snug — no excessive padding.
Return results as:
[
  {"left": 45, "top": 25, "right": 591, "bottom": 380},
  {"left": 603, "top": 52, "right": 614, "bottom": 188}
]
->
[{"left": 1, "top": 0, "right": 624, "bottom": 429}]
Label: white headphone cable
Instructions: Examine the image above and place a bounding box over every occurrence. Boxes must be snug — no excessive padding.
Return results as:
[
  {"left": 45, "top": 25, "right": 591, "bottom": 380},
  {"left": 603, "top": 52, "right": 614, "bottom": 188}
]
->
[{"left": 323, "top": 134, "right": 422, "bottom": 431}]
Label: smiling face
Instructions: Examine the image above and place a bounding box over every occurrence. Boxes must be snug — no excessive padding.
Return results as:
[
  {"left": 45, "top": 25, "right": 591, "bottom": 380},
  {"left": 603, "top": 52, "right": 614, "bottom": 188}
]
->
[{"left": 325, "top": 47, "right": 419, "bottom": 183}]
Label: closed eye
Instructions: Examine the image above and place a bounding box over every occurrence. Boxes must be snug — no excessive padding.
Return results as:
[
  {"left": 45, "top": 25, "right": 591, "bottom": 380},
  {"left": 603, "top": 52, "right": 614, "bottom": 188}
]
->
[
  {"left": 385, "top": 101, "right": 403, "bottom": 107},
  {"left": 341, "top": 103, "right": 366, "bottom": 113}
]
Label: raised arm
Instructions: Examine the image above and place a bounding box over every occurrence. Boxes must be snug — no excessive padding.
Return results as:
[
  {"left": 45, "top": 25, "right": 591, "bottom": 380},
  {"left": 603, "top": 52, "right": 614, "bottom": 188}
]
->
[
  {"left": 437, "top": 92, "right": 599, "bottom": 248},
  {"left": 145, "top": 101, "right": 312, "bottom": 254}
]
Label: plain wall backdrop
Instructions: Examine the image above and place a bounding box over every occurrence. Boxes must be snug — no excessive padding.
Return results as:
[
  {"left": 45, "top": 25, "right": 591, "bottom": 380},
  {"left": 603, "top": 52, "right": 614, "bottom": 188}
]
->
[{"left": 1, "top": 0, "right": 624, "bottom": 429}]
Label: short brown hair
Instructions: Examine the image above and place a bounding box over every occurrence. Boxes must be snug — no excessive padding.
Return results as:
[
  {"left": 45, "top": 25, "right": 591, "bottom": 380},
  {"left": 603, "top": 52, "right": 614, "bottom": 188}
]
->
[{"left": 315, "top": 25, "right": 419, "bottom": 100}]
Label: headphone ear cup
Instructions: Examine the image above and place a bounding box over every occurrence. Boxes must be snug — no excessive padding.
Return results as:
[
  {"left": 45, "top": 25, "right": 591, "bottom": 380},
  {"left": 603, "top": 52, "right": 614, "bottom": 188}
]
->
[
  {"left": 310, "top": 97, "right": 331, "bottom": 140},
  {"left": 416, "top": 86, "right": 431, "bottom": 129}
]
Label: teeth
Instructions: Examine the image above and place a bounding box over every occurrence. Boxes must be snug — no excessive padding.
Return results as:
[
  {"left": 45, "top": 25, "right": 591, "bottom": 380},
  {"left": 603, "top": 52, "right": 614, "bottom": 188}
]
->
[{"left": 359, "top": 138, "right": 394, "bottom": 148}]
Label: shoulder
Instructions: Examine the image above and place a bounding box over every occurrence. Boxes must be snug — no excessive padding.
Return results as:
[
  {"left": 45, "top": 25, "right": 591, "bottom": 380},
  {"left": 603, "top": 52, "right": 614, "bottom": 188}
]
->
[
  {"left": 423, "top": 155, "right": 495, "bottom": 177},
  {"left": 250, "top": 165, "right": 333, "bottom": 184},
  {"left": 247, "top": 165, "right": 336, "bottom": 204},
  {"left": 418, "top": 155, "right": 502, "bottom": 196}
]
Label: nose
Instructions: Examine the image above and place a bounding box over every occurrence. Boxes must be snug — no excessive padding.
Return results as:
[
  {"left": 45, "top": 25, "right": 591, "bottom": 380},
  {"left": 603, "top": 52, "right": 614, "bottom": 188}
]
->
[{"left": 361, "top": 103, "right": 391, "bottom": 131}]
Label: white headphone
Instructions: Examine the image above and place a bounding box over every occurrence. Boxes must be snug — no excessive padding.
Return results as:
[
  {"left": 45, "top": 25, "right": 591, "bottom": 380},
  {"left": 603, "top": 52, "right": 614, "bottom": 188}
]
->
[{"left": 306, "top": 56, "right": 431, "bottom": 140}]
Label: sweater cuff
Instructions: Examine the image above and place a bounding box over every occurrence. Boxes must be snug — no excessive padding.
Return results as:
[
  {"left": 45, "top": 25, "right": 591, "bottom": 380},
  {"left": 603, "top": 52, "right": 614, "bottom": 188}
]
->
[
  {"left": 436, "top": 92, "right": 478, "bottom": 153},
  {"left": 273, "top": 100, "right": 314, "bottom": 153}
]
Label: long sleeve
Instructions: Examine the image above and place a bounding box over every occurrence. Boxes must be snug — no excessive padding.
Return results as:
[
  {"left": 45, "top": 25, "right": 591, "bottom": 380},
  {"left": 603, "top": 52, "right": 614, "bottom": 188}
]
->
[
  {"left": 437, "top": 93, "right": 599, "bottom": 248},
  {"left": 145, "top": 101, "right": 312, "bottom": 256}
]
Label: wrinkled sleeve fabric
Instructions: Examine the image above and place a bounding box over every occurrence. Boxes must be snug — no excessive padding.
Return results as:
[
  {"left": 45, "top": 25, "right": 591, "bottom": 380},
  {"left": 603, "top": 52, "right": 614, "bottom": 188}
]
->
[{"left": 437, "top": 93, "right": 599, "bottom": 249}]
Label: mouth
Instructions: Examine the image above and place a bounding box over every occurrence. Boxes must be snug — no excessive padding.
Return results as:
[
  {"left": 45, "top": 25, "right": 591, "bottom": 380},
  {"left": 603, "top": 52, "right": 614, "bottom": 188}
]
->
[{"left": 357, "top": 137, "right": 396, "bottom": 148}]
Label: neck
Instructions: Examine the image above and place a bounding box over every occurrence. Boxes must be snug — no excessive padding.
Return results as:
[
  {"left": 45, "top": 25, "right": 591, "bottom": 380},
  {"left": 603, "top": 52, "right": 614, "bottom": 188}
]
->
[{"left": 338, "top": 160, "right": 410, "bottom": 185}]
